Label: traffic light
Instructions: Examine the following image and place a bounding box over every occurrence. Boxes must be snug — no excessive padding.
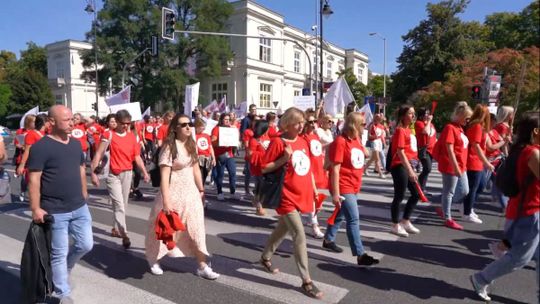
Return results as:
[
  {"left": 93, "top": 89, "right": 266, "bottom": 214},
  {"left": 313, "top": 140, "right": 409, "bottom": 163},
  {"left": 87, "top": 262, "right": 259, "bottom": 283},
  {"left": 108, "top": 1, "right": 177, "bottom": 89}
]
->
[
  {"left": 161, "top": 7, "right": 176, "bottom": 40},
  {"left": 471, "top": 85, "right": 481, "bottom": 100},
  {"left": 91, "top": 102, "right": 97, "bottom": 111}
]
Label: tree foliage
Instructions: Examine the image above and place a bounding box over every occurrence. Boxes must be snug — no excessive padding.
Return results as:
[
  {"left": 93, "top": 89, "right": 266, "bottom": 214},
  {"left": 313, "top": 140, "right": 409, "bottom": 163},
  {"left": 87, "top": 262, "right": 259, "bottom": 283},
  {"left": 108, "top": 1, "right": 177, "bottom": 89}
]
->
[
  {"left": 19, "top": 42, "right": 48, "bottom": 77},
  {"left": 81, "top": 0, "right": 233, "bottom": 110},
  {"left": 6, "top": 69, "right": 54, "bottom": 114},
  {"left": 392, "top": 0, "right": 493, "bottom": 101},
  {"left": 0, "top": 83, "right": 12, "bottom": 117}
]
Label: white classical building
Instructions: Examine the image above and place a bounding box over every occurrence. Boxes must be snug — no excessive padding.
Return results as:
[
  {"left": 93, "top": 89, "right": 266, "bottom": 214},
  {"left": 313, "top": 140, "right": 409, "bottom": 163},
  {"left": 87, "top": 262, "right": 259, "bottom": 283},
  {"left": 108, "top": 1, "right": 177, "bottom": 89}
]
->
[
  {"left": 200, "top": 0, "right": 369, "bottom": 113},
  {"left": 46, "top": 40, "right": 108, "bottom": 117}
]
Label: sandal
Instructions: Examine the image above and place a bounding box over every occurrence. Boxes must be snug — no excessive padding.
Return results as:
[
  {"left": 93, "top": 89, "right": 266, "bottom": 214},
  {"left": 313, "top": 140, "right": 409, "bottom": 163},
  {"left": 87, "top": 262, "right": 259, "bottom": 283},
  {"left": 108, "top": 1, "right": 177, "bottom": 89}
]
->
[
  {"left": 111, "top": 228, "right": 122, "bottom": 238},
  {"left": 301, "top": 281, "right": 323, "bottom": 299},
  {"left": 260, "top": 257, "right": 279, "bottom": 274}
]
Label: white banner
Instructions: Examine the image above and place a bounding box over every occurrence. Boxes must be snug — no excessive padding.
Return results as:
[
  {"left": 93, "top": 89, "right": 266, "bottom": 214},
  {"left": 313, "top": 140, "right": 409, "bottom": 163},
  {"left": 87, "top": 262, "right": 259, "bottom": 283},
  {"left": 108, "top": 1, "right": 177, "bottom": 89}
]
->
[
  {"left": 233, "top": 101, "right": 247, "bottom": 118},
  {"left": 323, "top": 77, "right": 355, "bottom": 117},
  {"left": 203, "top": 119, "right": 218, "bottom": 135},
  {"left": 218, "top": 127, "right": 239, "bottom": 147},
  {"left": 293, "top": 96, "right": 315, "bottom": 111},
  {"left": 141, "top": 106, "right": 151, "bottom": 119},
  {"left": 204, "top": 100, "right": 219, "bottom": 113},
  {"left": 109, "top": 101, "right": 142, "bottom": 121},
  {"left": 106, "top": 86, "right": 131, "bottom": 106},
  {"left": 358, "top": 103, "right": 373, "bottom": 126},
  {"left": 184, "top": 82, "right": 200, "bottom": 116},
  {"left": 20, "top": 106, "right": 39, "bottom": 129}
]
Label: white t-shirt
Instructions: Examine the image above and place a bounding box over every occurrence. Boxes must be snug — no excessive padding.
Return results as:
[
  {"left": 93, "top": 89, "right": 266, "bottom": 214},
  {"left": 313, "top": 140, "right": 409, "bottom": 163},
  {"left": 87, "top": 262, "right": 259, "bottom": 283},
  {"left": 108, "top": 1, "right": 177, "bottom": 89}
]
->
[{"left": 316, "top": 128, "right": 334, "bottom": 146}]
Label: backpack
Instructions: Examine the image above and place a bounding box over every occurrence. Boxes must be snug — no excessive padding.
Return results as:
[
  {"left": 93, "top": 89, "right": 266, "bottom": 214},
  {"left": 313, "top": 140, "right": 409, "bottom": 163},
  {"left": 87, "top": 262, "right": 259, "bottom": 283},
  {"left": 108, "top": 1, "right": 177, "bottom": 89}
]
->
[
  {"left": 495, "top": 145, "right": 526, "bottom": 197},
  {"left": 385, "top": 142, "right": 393, "bottom": 172}
]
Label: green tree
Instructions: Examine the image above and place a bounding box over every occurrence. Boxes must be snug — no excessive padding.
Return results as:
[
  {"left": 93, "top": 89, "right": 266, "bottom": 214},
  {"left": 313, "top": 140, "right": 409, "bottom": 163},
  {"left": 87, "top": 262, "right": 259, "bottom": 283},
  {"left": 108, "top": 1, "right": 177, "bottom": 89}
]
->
[
  {"left": 7, "top": 69, "right": 54, "bottom": 113},
  {"left": 367, "top": 74, "right": 390, "bottom": 97},
  {"left": 392, "top": 0, "right": 493, "bottom": 102},
  {"left": 19, "top": 42, "right": 48, "bottom": 77},
  {"left": 81, "top": 0, "right": 233, "bottom": 110},
  {"left": 0, "top": 83, "right": 12, "bottom": 117},
  {"left": 485, "top": 1, "right": 539, "bottom": 50},
  {"left": 0, "top": 50, "right": 17, "bottom": 81}
]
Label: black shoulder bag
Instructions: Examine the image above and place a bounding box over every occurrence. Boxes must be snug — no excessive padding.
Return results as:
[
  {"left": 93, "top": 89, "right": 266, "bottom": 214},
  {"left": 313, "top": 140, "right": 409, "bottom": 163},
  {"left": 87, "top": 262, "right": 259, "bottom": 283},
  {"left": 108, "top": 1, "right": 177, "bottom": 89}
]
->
[{"left": 256, "top": 138, "right": 286, "bottom": 209}]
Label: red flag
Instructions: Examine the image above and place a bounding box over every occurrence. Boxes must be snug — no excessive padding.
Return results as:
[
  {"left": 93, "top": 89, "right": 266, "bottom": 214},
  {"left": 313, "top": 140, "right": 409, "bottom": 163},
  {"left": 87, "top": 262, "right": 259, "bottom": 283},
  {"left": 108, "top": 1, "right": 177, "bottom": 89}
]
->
[
  {"left": 327, "top": 206, "right": 340, "bottom": 225},
  {"left": 415, "top": 181, "right": 429, "bottom": 202},
  {"left": 315, "top": 193, "right": 327, "bottom": 211}
]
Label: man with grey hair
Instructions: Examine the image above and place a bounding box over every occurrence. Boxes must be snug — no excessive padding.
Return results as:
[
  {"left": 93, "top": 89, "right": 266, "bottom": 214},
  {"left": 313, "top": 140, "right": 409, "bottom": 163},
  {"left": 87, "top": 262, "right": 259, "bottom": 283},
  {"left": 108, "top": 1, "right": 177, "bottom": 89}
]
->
[{"left": 28, "top": 105, "right": 93, "bottom": 303}]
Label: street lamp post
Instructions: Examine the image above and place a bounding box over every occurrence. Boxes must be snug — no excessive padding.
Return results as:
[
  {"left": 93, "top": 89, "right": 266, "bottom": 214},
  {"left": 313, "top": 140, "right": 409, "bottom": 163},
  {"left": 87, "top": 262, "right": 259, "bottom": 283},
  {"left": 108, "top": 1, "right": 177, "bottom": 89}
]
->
[
  {"left": 319, "top": 0, "right": 333, "bottom": 101},
  {"left": 369, "top": 32, "right": 387, "bottom": 99},
  {"left": 85, "top": 0, "right": 99, "bottom": 116}
]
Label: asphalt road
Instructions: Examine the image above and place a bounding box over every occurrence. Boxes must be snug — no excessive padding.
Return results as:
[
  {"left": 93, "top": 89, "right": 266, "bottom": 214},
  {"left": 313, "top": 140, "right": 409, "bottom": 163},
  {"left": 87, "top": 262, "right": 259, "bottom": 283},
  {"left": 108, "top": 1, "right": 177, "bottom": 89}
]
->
[{"left": 0, "top": 135, "right": 537, "bottom": 304}]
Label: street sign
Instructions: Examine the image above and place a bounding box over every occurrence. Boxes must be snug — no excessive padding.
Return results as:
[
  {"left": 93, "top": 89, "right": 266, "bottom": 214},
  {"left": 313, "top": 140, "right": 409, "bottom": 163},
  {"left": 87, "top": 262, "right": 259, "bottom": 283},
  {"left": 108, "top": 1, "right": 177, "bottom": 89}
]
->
[
  {"left": 302, "top": 88, "right": 311, "bottom": 96},
  {"left": 151, "top": 35, "right": 159, "bottom": 57},
  {"left": 272, "top": 101, "right": 279, "bottom": 108}
]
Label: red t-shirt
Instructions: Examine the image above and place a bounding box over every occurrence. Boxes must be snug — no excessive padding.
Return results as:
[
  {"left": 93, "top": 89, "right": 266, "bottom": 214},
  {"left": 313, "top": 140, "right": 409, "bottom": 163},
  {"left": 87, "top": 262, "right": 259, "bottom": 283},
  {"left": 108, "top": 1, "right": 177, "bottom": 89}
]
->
[
  {"left": 211, "top": 126, "right": 234, "bottom": 157},
  {"left": 71, "top": 124, "right": 88, "bottom": 152},
  {"left": 486, "top": 129, "right": 502, "bottom": 159},
  {"left": 144, "top": 123, "right": 156, "bottom": 141},
  {"left": 329, "top": 135, "right": 367, "bottom": 194},
  {"left": 196, "top": 133, "right": 212, "bottom": 157},
  {"left": 104, "top": 131, "right": 140, "bottom": 175},
  {"left": 243, "top": 129, "right": 254, "bottom": 161},
  {"left": 268, "top": 125, "right": 281, "bottom": 138},
  {"left": 15, "top": 128, "right": 27, "bottom": 146},
  {"left": 156, "top": 124, "right": 169, "bottom": 141},
  {"left": 506, "top": 144, "right": 540, "bottom": 220},
  {"left": 494, "top": 123, "right": 511, "bottom": 138},
  {"left": 466, "top": 123, "right": 487, "bottom": 171},
  {"left": 248, "top": 137, "right": 267, "bottom": 176},
  {"left": 369, "top": 123, "right": 385, "bottom": 140},
  {"left": 262, "top": 137, "right": 314, "bottom": 215},
  {"left": 303, "top": 132, "right": 328, "bottom": 189},
  {"left": 414, "top": 120, "right": 437, "bottom": 154},
  {"left": 437, "top": 123, "right": 469, "bottom": 175},
  {"left": 87, "top": 123, "right": 103, "bottom": 147},
  {"left": 390, "top": 127, "right": 418, "bottom": 168},
  {"left": 25, "top": 130, "right": 44, "bottom": 146}
]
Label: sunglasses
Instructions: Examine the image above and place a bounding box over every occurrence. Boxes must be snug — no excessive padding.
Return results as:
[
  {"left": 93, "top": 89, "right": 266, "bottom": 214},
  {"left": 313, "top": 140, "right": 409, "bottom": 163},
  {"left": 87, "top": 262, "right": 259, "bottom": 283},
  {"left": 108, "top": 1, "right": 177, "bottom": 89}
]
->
[
  {"left": 307, "top": 120, "right": 316, "bottom": 124},
  {"left": 178, "top": 122, "right": 194, "bottom": 128}
]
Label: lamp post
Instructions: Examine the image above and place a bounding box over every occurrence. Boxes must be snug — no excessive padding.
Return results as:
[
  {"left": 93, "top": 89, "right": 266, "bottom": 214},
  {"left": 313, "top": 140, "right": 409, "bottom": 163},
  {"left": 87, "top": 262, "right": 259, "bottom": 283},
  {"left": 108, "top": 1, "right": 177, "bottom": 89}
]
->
[
  {"left": 85, "top": 0, "right": 99, "bottom": 116},
  {"left": 319, "top": 0, "right": 333, "bottom": 101},
  {"left": 369, "top": 32, "right": 387, "bottom": 99}
]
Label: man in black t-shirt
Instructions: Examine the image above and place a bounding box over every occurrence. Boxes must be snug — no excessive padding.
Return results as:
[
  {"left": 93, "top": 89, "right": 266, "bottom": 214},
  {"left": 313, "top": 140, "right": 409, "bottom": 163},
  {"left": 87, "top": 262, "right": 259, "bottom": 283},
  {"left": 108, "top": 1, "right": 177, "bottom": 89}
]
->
[{"left": 28, "top": 105, "right": 93, "bottom": 303}]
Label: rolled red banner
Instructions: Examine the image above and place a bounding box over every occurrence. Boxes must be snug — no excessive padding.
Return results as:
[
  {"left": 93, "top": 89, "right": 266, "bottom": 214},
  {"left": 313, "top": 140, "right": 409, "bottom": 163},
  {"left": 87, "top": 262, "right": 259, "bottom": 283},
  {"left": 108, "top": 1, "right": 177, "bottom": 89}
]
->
[
  {"left": 327, "top": 206, "right": 341, "bottom": 225},
  {"left": 415, "top": 181, "right": 429, "bottom": 202},
  {"left": 315, "top": 193, "right": 327, "bottom": 210}
]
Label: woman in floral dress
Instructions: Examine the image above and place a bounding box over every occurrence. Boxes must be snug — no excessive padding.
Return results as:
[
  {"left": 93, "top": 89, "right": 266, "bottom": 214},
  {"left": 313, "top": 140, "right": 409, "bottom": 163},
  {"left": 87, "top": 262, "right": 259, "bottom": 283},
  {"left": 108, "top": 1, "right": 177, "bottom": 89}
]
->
[{"left": 145, "top": 113, "right": 219, "bottom": 280}]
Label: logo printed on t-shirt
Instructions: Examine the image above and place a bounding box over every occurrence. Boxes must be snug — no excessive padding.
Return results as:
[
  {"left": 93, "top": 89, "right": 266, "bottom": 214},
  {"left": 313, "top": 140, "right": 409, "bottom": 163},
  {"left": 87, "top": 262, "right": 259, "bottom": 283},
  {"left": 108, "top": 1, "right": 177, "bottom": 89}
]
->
[
  {"left": 197, "top": 137, "right": 209, "bottom": 150},
  {"left": 310, "top": 139, "right": 322, "bottom": 157},
  {"left": 460, "top": 133, "right": 469, "bottom": 148},
  {"left": 71, "top": 129, "right": 84, "bottom": 139},
  {"left": 350, "top": 148, "right": 365, "bottom": 169},
  {"left": 375, "top": 128, "right": 383, "bottom": 137},
  {"left": 410, "top": 134, "right": 418, "bottom": 152},
  {"left": 146, "top": 126, "right": 154, "bottom": 133},
  {"left": 291, "top": 150, "right": 310, "bottom": 176},
  {"left": 262, "top": 140, "right": 270, "bottom": 150}
]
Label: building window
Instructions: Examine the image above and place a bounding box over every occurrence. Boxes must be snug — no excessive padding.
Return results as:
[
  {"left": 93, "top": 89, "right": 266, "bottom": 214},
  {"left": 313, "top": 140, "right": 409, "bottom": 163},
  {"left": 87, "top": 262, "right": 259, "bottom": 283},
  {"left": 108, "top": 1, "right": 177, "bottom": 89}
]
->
[
  {"left": 338, "top": 65, "right": 344, "bottom": 72},
  {"left": 56, "top": 62, "right": 64, "bottom": 79},
  {"left": 293, "top": 51, "right": 301, "bottom": 73},
  {"left": 259, "top": 38, "right": 271, "bottom": 62},
  {"left": 293, "top": 90, "right": 301, "bottom": 96},
  {"left": 55, "top": 95, "right": 63, "bottom": 105},
  {"left": 326, "top": 61, "right": 332, "bottom": 78},
  {"left": 211, "top": 83, "right": 228, "bottom": 101},
  {"left": 259, "top": 83, "right": 272, "bottom": 108},
  {"left": 357, "top": 66, "right": 364, "bottom": 82}
]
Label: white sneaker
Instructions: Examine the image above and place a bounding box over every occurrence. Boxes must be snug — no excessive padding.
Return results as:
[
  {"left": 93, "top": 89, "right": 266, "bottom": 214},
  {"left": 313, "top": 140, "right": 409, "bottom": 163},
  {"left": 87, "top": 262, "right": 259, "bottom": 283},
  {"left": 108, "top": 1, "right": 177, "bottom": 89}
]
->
[
  {"left": 149, "top": 263, "right": 164, "bottom": 275},
  {"left": 488, "top": 242, "right": 507, "bottom": 259},
  {"left": 464, "top": 215, "right": 483, "bottom": 224},
  {"left": 19, "top": 193, "right": 25, "bottom": 202},
  {"left": 197, "top": 265, "right": 220, "bottom": 280},
  {"left": 470, "top": 275, "right": 491, "bottom": 301},
  {"left": 167, "top": 247, "right": 182, "bottom": 258},
  {"left": 312, "top": 225, "right": 324, "bottom": 239},
  {"left": 364, "top": 170, "right": 372, "bottom": 177},
  {"left": 401, "top": 221, "right": 420, "bottom": 234},
  {"left": 217, "top": 193, "right": 225, "bottom": 201},
  {"left": 470, "top": 210, "right": 480, "bottom": 219},
  {"left": 390, "top": 224, "right": 409, "bottom": 237},
  {"left": 231, "top": 192, "right": 242, "bottom": 200},
  {"left": 379, "top": 172, "right": 386, "bottom": 179}
]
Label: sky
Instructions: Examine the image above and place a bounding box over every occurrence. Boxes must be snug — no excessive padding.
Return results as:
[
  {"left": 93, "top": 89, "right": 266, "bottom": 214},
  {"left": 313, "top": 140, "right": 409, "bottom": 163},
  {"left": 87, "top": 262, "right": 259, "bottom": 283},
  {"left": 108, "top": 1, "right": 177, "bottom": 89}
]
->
[{"left": 0, "top": 0, "right": 533, "bottom": 75}]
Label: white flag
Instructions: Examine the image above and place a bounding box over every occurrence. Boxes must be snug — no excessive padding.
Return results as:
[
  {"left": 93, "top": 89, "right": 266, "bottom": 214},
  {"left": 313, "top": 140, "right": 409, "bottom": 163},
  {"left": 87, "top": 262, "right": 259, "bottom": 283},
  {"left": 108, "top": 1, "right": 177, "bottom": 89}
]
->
[
  {"left": 106, "top": 86, "right": 131, "bottom": 106},
  {"left": 141, "top": 107, "right": 151, "bottom": 120},
  {"left": 184, "top": 82, "right": 200, "bottom": 116},
  {"left": 20, "top": 106, "right": 39, "bottom": 129},
  {"left": 218, "top": 95, "right": 227, "bottom": 112},
  {"left": 204, "top": 100, "right": 218, "bottom": 113},
  {"left": 358, "top": 103, "right": 373, "bottom": 126},
  {"left": 323, "top": 77, "right": 355, "bottom": 117}
]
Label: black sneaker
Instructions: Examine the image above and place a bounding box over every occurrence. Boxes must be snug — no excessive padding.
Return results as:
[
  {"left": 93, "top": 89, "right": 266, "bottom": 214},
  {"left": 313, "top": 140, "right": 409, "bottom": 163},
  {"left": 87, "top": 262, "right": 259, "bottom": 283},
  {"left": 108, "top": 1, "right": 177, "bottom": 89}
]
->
[
  {"left": 357, "top": 253, "right": 379, "bottom": 266},
  {"left": 122, "top": 237, "right": 131, "bottom": 249},
  {"left": 133, "top": 189, "right": 143, "bottom": 199},
  {"left": 322, "top": 240, "right": 343, "bottom": 253}
]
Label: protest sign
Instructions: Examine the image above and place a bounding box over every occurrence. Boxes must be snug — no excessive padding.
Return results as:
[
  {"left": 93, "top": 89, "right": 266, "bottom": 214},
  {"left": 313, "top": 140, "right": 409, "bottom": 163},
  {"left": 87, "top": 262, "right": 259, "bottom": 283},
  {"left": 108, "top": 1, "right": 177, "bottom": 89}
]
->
[
  {"left": 109, "top": 102, "right": 142, "bottom": 121},
  {"left": 293, "top": 96, "right": 315, "bottom": 111},
  {"left": 218, "top": 127, "right": 239, "bottom": 147}
]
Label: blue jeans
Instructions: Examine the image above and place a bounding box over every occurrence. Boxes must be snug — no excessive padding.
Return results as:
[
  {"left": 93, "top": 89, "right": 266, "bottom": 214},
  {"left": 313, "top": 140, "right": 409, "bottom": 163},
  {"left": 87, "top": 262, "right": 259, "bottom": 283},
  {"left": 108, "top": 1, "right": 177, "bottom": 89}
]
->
[
  {"left": 490, "top": 173, "right": 509, "bottom": 210},
  {"left": 441, "top": 173, "right": 469, "bottom": 220},
  {"left": 243, "top": 162, "right": 252, "bottom": 191},
  {"left": 474, "top": 212, "right": 539, "bottom": 301},
  {"left": 379, "top": 149, "right": 386, "bottom": 171},
  {"left": 216, "top": 156, "right": 237, "bottom": 194},
  {"left": 464, "top": 170, "right": 483, "bottom": 215},
  {"left": 324, "top": 194, "right": 365, "bottom": 256},
  {"left": 50, "top": 204, "right": 94, "bottom": 297}
]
